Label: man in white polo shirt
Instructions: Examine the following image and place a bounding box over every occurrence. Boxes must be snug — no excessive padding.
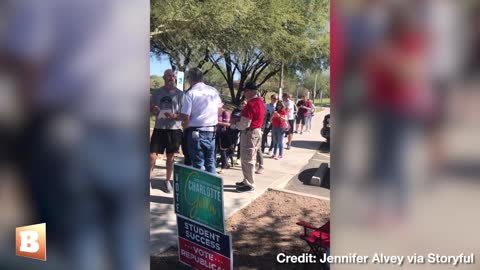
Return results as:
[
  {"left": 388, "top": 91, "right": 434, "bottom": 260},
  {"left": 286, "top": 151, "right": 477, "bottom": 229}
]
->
[
  {"left": 180, "top": 68, "right": 222, "bottom": 174},
  {"left": 283, "top": 93, "right": 295, "bottom": 149}
]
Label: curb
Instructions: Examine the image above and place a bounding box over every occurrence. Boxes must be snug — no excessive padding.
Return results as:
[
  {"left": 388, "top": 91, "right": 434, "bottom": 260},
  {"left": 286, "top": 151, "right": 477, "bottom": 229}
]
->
[
  {"left": 267, "top": 187, "right": 330, "bottom": 201},
  {"left": 311, "top": 163, "right": 329, "bottom": 187}
]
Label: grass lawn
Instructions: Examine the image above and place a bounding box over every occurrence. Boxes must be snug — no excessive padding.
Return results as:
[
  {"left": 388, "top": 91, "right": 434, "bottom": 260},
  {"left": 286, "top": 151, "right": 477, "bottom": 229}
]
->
[{"left": 313, "top": 98, "right": 330, "bottom": 107}]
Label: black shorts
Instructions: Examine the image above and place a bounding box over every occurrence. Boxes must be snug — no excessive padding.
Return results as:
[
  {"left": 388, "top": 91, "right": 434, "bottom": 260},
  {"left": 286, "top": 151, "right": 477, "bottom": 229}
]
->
[
  {"left": 295, "top": 115, "right": 306, "bottom": 125},
  {"left": 287, "top": 120, "right": 294, "bottom": 134},
  {"left": 150, "top": 129, "right": 182, "bottom": 154}
]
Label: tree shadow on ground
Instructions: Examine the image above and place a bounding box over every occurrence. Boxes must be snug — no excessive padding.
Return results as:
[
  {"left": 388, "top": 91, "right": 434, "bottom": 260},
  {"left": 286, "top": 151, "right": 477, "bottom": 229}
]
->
[
  {"left": 319, "top": 142, "right": 330, "bottom": 153},
  {"left": 291, "top": 140, "right": 321, "bottom": 150},
  {"left": 150, "top": 195, "right": 173, "bottom": 205},
  {"left": 150, "top": 179, "right": 168, "bottom": 191},
  {"left": 298, "top": 168, "right": 319, "bottom": 184}
]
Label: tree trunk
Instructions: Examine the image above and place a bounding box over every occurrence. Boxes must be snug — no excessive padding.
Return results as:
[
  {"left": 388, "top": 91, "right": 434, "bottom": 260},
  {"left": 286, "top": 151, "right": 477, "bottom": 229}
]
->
[
  {"left": 235, "top": 72, "right": 249, "bottom": 104},
  {"left": 228, "top": 81, "right": 235, "bottom": 104}
]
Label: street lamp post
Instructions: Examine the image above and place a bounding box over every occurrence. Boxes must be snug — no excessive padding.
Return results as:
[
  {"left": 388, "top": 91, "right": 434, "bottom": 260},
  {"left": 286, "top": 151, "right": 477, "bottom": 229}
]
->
[{"left": 278, "top": 62, "right": 284, "bottom": 98}]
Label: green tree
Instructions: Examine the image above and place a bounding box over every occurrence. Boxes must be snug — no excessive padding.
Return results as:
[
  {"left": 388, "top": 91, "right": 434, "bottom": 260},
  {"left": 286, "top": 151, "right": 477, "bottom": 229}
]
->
[
  {"left": 302, "top": 70, "right": 329, "bottom": 100},
  {"left": 150, "top": 75, "right": 163, "bottom": 90},
  {"left": 150, "top": 0, "right": 329, "bottom": 104}
]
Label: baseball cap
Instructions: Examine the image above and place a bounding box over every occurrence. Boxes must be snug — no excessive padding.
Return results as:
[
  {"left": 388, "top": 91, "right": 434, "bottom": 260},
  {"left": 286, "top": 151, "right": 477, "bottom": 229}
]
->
[{"left": 244, "top": 82, "right": 258, "bottom": 91}]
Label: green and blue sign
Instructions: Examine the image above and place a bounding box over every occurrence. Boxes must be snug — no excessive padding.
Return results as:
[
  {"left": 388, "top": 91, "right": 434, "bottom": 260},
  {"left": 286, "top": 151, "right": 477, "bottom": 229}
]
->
[{"left": 174, "top": 164, "right": 225, "bottom": 233}]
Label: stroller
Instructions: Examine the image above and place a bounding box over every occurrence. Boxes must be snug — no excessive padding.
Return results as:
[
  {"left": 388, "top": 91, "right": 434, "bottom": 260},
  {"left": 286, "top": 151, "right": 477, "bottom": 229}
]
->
[{"left": 218, "top": 127, "right": 240, "bottom": 167}]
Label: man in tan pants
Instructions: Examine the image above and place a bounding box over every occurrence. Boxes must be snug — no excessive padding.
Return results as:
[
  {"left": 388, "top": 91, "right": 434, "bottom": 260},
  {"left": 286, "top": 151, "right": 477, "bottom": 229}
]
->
[{"left": 235, "top": 82, "right": 265, "bottom": 193}]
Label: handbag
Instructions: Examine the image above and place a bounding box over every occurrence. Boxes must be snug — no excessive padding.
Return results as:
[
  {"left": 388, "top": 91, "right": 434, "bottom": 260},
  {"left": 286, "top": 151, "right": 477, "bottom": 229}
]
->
[{"left": 283, "top": 120, "right": 290, "bottom": 132}]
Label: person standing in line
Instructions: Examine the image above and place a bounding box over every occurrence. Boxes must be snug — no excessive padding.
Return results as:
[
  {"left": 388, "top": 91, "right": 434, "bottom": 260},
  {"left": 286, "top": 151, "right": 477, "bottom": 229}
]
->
[
  {"left": 216, "top": 100, "right": 230, "bottom": 174},
  {"left": 295, "top": 94, "right": 313, "bottom": 134},
  {"left": 282, "top": 93, "right": 295, "bottom": 150},
  {"left": 255, "top": 142, "right": 265, "bottom": 174},
  {"left": 270, "top": 100, "right": 287, "bottom": 160},
  {"left": 150, "top": 69, "right": 183, "bottom": 192},
  {"left": 254, "top": 95, "right": 268, "bottom": 174},
  {"left": 231, "top": 100, "right": 247, "bottom": 166},
  {"left": 262, "top": 94, "right": 278, "bottom": 154},
  {"left": 305, "top": 101, "right": 316, "bottom": 132},
  {"left": 235, "top": 82, "right": 265, "bottom": 193},
  {"left": 180, "top": 68, "right": 222, "bottom": 174}
]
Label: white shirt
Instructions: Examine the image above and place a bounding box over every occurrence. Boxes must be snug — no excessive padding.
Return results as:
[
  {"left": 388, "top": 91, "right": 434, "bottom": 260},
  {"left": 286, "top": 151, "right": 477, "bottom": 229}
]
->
[
  {"left": 285, "top": 99, "right": 295, "bottom": 120},
  {"left": 181, "top": 82, "right": 222, "bottom": 130}
]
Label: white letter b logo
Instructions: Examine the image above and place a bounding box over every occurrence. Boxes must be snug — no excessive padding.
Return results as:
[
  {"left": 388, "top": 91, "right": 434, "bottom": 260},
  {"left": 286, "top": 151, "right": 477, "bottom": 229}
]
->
[{"left": 19, "top": 231, "right": 40, "bottom": 253}]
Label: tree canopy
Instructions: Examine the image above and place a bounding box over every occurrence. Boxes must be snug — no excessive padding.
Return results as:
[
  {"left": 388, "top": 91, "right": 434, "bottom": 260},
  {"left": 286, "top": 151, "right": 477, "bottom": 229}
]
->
[
  {"left": 150, "top": 75, "right": 164, "bottom": 90},
  {"left": 151, "top": 0, "right": 329, "bottom": 103}
]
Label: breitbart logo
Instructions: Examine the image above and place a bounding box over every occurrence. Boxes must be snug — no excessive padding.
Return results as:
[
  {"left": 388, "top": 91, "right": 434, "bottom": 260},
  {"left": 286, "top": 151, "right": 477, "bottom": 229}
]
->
[{"left": 16, "top": 223, "right": 46, "bottom": 261}]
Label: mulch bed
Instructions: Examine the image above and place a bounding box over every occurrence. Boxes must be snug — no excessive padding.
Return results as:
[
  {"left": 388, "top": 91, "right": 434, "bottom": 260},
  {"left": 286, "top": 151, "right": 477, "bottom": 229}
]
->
[{"left": 151, "top": 190, "right": 330, "bottom": 269}]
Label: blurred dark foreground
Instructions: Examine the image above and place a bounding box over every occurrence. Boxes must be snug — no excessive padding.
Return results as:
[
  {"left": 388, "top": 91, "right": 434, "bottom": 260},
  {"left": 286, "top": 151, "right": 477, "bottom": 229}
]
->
[
  {"left": 0, "top": 1, "right": 150, "bottom": 269},
  {"left": 332, "top": 0, "right": 480, "bottom": 268}
]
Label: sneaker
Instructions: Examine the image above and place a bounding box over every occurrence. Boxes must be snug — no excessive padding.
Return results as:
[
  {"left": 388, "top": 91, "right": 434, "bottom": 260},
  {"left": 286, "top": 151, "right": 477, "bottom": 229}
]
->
[
  {"left": 256, "top": 167, "right": 264, "bottom": 174},
  {"left": 236, "top": 181, "right": 247, "bottom": 186},
  {"left": 235, "top": 159, "right": 241, "bottom": 165},
  {"left": 300, "top": 131, "right": 303, "bottom": 135},
  {"left": 294, "top": 131, "right": 298, "bottom": 134},
  {"left": 286, "top": 144, "right": 291, "bottom": 150},
  {"left": 236, "top": 185, "right": 255, "bottom": 193},
  {"left": 278, "top": 155, "right": 283, "bottom": 160},
  {"left": 272, "top": 155, "right": 278, "bottom": 159},
  {"left": 164, "top": 180, "right": 173, "bottom": 193}
]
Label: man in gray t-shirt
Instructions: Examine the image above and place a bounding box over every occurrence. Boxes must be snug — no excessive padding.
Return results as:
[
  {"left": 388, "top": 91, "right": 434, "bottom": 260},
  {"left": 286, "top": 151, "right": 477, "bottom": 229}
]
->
[
  {"left": 150, "top": 69, "right": 183, "bottom": 192},
  {"left": 151, "top": 87, "right": 183, "bottom": 130}
]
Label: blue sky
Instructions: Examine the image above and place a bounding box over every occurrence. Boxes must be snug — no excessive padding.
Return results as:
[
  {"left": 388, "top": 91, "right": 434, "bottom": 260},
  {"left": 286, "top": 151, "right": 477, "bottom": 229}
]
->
[
  {"left": 150, "top": 54, "right": 242, "bottom": 80},
  {"left": 150, "top": 54, "right": 170, "bottom": 76}
]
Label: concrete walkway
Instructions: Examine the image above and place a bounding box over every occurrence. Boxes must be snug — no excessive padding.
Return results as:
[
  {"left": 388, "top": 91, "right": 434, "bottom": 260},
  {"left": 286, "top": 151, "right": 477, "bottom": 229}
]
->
[{"left": 150, "top": 108, "right": 330, "bottom": 255}]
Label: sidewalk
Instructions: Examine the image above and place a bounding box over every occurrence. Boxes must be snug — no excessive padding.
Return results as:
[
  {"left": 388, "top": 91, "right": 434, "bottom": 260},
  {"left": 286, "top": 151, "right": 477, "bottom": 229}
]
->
[{"left": 150, "top": 108, "right": 330, "bottom": 255}]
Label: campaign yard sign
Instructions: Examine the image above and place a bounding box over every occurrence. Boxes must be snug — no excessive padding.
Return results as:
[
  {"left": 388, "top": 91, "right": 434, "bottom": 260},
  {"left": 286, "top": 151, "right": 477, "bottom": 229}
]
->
[
  {"left": 176, "top": 71, "right": 185, "bottom": 91},
  {"left": 177, "top": 216, "right": 232, "bottom": 270},
  {"left": 174, "top": 164, "right": 225, "bottom": 233}
]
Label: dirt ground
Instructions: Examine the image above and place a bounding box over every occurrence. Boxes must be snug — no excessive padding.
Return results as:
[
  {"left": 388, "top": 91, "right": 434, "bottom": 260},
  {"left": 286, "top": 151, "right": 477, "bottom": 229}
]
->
[{"left": 151, "top": 190, "right": 330, "bottom": 270}]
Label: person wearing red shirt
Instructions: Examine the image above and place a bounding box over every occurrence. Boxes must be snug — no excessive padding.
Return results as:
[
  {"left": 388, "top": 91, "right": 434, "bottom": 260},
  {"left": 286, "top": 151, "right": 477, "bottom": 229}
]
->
[
  {"left": 236, "top": 82, "right": 265, "bottom": 193},
  {"left": 270, "top": 100, "right": 287, "bottom": 160}
]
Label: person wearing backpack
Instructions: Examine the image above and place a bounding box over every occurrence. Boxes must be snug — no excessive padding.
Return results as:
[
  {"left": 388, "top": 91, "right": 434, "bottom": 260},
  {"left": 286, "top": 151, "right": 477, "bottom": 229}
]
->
[{"left": 270, "top": 100, "right": 287, "bottom": 160}]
